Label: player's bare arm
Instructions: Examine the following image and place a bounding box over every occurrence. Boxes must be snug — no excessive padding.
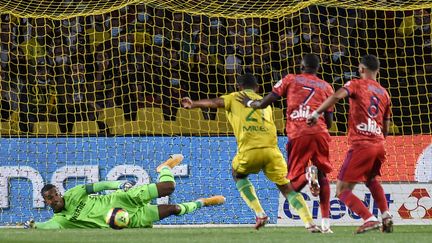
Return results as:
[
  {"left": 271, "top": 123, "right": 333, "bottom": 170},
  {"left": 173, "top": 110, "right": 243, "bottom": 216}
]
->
[
  {"left": 307, "top": 88, "right": 349, "bottom": 126},
  {"left": 383, "top": 118, "right": 390, "bottom": 138},
  {"left": 324, "top": 112, "right": 333, "bottom": 129},
  {"left": 382, "top": 101, "right": 391, "bottom": 138},
  {"left": 236, "top": 92, "right": 279, "bottom": 109},
  {"left": 181, "top": 97, "right": 225, "bottom": 109}
]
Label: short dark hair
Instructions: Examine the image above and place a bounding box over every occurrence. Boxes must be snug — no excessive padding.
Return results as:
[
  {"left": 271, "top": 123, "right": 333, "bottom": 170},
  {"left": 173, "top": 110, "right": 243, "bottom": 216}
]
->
[
  {"left": 237, "top": 73, "right": 258, "bottom": 89},
  {"left": 302, "top": 54, "right": 320, "bottom": 70},
  {"left": 361, "top": 54, "right": 380, "bottom": 72},
  {"left": 41, "top": 184, "right": 56, "bottom": 197}
]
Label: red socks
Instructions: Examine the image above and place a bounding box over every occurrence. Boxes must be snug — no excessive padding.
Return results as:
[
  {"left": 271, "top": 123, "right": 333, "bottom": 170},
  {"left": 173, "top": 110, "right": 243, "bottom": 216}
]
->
[
  {"left": 339, "top": 190, "right": 373, "bottom": 220},
  {"left": 319, "top": 177, "right": 330, "bottom": 218},
  {"left": 367, "top": 179, "right": 389, "bottom": 213}
]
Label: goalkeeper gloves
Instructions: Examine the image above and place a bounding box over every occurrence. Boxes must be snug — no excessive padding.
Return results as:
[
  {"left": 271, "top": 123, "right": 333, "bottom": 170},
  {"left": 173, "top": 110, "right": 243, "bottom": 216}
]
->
[{"left": 118, "top": 180, "right": 136, "bottom": 191}]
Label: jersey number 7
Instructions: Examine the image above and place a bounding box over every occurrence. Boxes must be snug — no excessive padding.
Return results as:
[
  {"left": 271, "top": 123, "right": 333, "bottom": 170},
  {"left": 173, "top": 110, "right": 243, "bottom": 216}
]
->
[{"left": 302, "top": 86, "right": 315, "bottom": 105}]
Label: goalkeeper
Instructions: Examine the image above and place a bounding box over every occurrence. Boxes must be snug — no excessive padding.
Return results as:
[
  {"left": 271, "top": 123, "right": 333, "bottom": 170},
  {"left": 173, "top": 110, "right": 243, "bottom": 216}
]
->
[{"left": 26, "top": 155, "right": 225, "bottom": 229}]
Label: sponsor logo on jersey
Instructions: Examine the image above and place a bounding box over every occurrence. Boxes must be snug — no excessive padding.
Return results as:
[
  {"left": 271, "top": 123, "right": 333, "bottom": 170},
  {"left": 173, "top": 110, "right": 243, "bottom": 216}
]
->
[
  {"left": 290, "top": 104, "right": 311, "bottom": 120},
  {"left": 242, "top": 125, "right": 269, "bottom": 132},
  {"left": 356, "top": 118, "right": 381, "bottom": 135},
  {"left": 70, "top": 201, "right": 86, "bottom": 221}
]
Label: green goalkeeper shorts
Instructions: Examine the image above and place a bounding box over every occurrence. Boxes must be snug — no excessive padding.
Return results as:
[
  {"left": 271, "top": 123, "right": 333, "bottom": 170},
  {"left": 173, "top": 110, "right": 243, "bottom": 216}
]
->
[
  {"left": 111, "top": 183, "right": 159, "bottom": 207},
  {"left": 108, "top": 184, "right": 161, "bottom": 228},
  {"left": 128, "top": 204, "right": 160, "bottom": 228}
]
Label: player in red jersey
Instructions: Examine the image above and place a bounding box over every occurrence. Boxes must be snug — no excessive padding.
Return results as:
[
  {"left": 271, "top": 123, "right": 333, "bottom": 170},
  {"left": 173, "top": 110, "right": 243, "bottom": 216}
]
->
[
  {"left": 238, "top": 54, "right": 334, "bottom": 233},
  {"left": 307, "top": 54, "right": 393, "bottom": 234}
]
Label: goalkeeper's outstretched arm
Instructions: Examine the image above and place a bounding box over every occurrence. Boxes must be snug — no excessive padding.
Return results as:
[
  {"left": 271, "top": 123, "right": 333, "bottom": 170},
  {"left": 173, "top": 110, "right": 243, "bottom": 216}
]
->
[
  {"left": 85, "top": 181, "right": 135, "bottom": 194},
  {"left": 25, "top": 218, "right": 64, "bottom": 229},
  {"left": 34, "top": 219, "right": 62, "bottom": 229}
]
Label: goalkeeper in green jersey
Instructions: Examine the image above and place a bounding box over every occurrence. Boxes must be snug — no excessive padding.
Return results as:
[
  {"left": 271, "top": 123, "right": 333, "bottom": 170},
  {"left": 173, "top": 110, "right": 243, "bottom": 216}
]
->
[{"left": 26, "top": 155, "right": 225, "bottom": 229}]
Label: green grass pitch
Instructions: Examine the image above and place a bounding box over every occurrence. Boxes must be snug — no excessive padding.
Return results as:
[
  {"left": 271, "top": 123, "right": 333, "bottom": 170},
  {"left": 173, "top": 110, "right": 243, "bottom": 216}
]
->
[{"left": 1, "top": 225, "right": 431, "bottom": 243}]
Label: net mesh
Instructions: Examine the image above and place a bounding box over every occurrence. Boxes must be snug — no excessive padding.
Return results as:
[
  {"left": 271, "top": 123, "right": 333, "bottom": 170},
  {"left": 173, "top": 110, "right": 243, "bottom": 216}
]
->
[
  {"left": 0, "top": 0, "right": 431, "bottom": 226},
  {"left": 3, "top": 1, "right": 432, "bottom": 18}
]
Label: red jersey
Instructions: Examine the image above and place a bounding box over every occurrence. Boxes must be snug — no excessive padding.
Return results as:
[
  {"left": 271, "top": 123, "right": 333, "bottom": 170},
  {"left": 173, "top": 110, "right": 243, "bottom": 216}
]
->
[
  {"left": 343, "top": 78, "right": 391, "bottom": 145},
  {"left": 272, "top": 73, "right": 334, "bottom": 139}
]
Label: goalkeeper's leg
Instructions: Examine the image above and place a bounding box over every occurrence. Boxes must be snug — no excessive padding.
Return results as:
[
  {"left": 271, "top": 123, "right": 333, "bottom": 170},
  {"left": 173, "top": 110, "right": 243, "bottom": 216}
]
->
[
  {"left": 157, "top": 195, "right": 225, "bottom": 220},
  {"left": 128, "top": 195, "right": 225, "bottom": 228},
  {"left": 154, "top": 166, "right": 176, "bottom": 198},
  {"left": 156, "top": 154, "right": 225, "bottom": 219},
  {"left": 123, "top": 155, "right": 183, "bottom": 205},
  {"left": 156, "top": 154, "right": 185, "bottom": 197}
]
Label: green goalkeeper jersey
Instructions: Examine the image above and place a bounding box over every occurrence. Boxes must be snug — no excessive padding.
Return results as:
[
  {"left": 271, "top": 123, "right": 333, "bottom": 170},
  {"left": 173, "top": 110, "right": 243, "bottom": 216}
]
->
[{"left": 35, "top": 185, "right": 140, "bottom": 229}]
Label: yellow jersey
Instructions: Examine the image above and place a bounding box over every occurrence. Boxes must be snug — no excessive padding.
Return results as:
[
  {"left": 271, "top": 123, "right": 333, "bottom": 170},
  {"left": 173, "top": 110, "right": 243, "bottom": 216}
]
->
[{"left": 221, "top": 90, "right": 278, "bottom": 153}]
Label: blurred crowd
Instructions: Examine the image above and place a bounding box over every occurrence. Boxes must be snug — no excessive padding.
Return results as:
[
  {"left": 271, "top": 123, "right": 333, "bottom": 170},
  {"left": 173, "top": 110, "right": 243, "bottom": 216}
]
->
[{"left": 0, "top": 4, "right": 430, "bottom": 134}]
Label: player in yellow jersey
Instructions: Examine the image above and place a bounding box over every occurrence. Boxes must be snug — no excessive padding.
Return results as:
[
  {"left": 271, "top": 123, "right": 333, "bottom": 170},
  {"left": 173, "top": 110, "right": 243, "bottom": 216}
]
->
[{"left": 181, "top": 73, "right": 321, "bottom": 232}]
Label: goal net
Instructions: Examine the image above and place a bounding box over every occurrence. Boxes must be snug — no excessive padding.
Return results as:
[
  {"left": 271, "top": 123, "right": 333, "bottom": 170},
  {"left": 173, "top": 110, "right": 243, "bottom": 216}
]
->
[{"left": 0, "top": 0, "right": 431, "bottom": 226}]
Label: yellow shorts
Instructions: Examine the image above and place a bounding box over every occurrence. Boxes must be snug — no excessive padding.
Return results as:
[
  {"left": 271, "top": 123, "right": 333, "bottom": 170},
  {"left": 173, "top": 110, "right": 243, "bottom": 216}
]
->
[{"left": 232, "top": 147, "right": 289, "bottom": 185}]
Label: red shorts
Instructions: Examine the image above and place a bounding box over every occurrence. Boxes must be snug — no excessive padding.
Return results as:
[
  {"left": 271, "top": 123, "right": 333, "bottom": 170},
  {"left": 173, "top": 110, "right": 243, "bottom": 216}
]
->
[
  {"left": 337, "top": 142, "right": 386, "bottom": 182},
  {"left": 286, "top": 133, "right": 332, "bottom": 181}
]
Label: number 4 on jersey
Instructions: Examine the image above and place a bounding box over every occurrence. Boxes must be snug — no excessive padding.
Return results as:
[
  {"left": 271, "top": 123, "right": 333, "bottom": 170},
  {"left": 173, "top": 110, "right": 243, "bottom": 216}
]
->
[{"left": 246, "top": 109, "right": 266, "bottom": 123}]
